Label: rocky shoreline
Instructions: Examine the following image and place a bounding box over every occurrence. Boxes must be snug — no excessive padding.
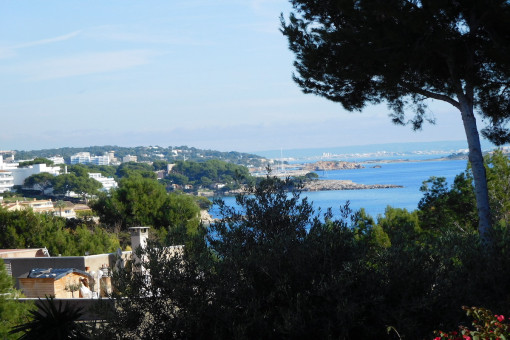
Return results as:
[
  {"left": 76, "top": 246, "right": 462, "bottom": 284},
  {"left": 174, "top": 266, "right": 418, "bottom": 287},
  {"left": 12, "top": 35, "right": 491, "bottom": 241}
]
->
[
  {"left": 302, "top": 180, "right": 403, "bottom": 191},
  {"left": 303, "top": 161, "right": 364, "bottom": 171}
]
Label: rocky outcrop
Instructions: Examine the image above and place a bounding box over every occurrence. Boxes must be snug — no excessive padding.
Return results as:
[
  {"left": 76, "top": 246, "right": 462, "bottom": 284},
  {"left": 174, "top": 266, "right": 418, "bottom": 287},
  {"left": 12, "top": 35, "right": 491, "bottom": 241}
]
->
[
  {"left": 302, "top": 180, "right": 402, "bottom": 191},
  {"left": 304, "top": 161, "right": 364, "bottom": 171},
  {"left": 200, "top": 210, "right": 215, "bottom": 225}
]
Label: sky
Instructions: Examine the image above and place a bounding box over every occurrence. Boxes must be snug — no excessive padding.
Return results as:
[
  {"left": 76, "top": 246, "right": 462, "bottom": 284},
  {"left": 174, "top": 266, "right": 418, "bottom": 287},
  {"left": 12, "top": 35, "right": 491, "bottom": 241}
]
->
[{"left": 0, "top": 0, "right": 477, "bottom": 153}]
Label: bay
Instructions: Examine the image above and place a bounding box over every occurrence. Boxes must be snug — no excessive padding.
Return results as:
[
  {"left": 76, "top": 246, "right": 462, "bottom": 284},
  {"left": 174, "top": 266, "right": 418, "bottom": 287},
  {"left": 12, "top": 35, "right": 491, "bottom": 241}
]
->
[{"left": 211, "top": 159, "right": 468, "bottom": 220}]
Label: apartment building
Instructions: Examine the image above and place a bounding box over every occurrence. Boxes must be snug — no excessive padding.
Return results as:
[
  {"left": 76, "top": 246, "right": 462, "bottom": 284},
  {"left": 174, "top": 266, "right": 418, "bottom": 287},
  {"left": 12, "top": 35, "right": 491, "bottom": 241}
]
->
[
  {"left": 122, "top": 155, "right": 137, "bottom": 163},
  {"left": 71, "top": 152, "right": 110, "bottom": 165},
  {"left": 88, "top": 173, "right": 118, "bottom": 192},
  {"left": 0, "top": 170, "right": 14, "bottom": 193},
  {"left": 0, "top": 155, "right": 60, "bottom": 191}
]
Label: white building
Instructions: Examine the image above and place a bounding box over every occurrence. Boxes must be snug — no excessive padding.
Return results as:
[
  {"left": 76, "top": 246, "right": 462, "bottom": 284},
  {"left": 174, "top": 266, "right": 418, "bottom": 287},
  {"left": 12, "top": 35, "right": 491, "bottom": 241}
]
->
[
  {"left": 48, "top": 156, "right": 65, "bottom": 165},
  {"left": 11, "top": 164, "right": 61, "bottom": 186},
  {"left": 123, "top": 155, "right": 137, "bottom": 163},
  {"left": 91, "top": 155, "right": 110, "bottom": 166},
  {"left": 88, "top": 173, "right": 118, "bottom": 192},
  {"left": 71, "top": 152, "right": 110, "bottom": 166},
  {"left": 0, "top": 170, "right": 14, "bottom": 193},
  {"left": 107, "top": 151, "right": 116, "bottom": 162},
  {"left": 70, "top": 152, "right": 91, "bottom": 164},
  {"left": 0, "top": 156, "right": 60, "bottom": 188}
]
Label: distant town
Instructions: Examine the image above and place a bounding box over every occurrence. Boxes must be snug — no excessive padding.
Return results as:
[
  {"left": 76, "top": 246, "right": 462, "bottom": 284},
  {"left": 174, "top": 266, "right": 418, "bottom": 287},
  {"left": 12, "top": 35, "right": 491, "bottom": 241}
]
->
[{"left": 0, "top": 146, "right": 275, "bottom": 200}]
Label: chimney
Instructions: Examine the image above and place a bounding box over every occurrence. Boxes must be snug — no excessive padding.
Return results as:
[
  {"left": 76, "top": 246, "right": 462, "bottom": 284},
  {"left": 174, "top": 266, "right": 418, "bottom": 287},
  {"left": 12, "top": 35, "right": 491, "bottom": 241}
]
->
[
  {"left": 129, "top": 226, "right": 149, "bottom": 251},
  {"left": 128, "top": 226, "right": 150, "bottom": 268}
]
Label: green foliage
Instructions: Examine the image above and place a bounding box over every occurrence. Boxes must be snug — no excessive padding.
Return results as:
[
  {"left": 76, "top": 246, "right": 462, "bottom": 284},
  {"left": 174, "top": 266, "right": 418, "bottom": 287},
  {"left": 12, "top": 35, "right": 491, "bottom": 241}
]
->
[
  {"left": 418, "top": 174, "right": 478, "bottom": 231},
  {"left": 305, "top": 171, "right": 319, "bottom": 180},
  {"left": 194, "top": 196, "right": 212, "bottom": 210},
  {"left": 14, "top": 145, "right": 266, "bottom": 167},
  {"left": 91, "top": 176, "right": 201, "bottom": 244},
  {"left": 18, "top": 158, "right": 53, "bottom": 167},
  {"left": 94, "top": 175, "right": 167, "bottom": 229},
  {"left": 116, "top": 162, "right": 155, "bottom": 179},
  {"left": 52, "top": 173, "right": 102, "bottom": 201},
  {"left": 78, "top": 164, "right": 117, "bottom": 179},
  {"left": 75, "top": 209, "right": 95, "bottom": 218},
  {"left": 281, "top": 1, "right": 510, "bottom": 143},
  {"left": 10, "top": 296, "right": 88, "bottom": 339},
  {"left": 281, "top": 0, "right": 510, "bottom": 240},
  {"left": 152, "top": 160, "right": 168, "bottom": 171},
  {"left": 165, "top": 173, "right": 188, "bottom": 186},
  {"left": 377, "top": 206, "right": 422, "bottom": 241},
  {"left": 161, "top": 194, "right": 200, "bottom": 234},
  {"left": 0, "top": 208, "right": 119, "bottom": 256},
  {"left": 23, "top": 173, "right": 55, "bottom": 194},
  {"left": 353, "top": 208, "right": 391, "bottom": 248},
  {"left": 67, "top": 164, "right": 90, "bottom": 177},
  {"left": 72, "top": 225, "right": 120, "bottom": 256},
  {"left": 418, "top": 151, "right": 510, "bottom": 230},
  {"left": 169, "top": 159, "right": 254, "bottom": 190},
  {"left": 290, "top": 171, "right": 319, "bottom": 183},
  {"left": 107, "top": 173, "right": 510, "bottom": 339},
  {"left": 485, "top": 150, "right": 510, "bottom": 225},
  {"left": 0, "top": 259, "right": 34, "bottom": 339},
  {"left": 435, "top": 306, "right": 510, "bottom": 340}
]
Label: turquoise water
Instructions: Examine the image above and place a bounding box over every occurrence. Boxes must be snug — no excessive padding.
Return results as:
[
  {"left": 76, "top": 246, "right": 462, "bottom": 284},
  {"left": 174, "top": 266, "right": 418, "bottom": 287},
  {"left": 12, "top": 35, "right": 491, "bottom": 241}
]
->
[{"left": 212, "top": 159, "right": 468, "bottom": 219}]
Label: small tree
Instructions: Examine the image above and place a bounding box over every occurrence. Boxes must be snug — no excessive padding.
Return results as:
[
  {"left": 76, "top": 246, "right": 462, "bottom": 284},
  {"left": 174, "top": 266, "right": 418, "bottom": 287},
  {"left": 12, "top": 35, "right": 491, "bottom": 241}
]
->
[
  {"left": 23, "top": 173, "right": 55, "bottom": 195},
  {"left": 52, "top": 173, "right": 101, "bottom": 203},
  {"left": 55, "top": 200, "right": 66, "bottom": 217},
  {"left": 0, "top": 259, "right": 34, "bottom": 339}
]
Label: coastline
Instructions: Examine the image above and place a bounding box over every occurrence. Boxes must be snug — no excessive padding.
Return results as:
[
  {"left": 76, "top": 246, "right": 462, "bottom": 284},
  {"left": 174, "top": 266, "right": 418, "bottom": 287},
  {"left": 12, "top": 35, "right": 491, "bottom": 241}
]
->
[
  {"left": 302, "top": 180, "right": 403, "bottom": 191},
  {"left": 244, "top": 157, "right": 470, "bottom": 193}
]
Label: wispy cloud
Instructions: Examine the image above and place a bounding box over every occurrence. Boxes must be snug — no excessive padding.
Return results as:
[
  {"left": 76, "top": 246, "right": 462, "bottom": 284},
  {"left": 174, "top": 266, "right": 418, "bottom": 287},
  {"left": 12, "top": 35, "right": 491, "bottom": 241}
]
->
[
  {"left": 13, "top": 31, "right": 82, "bottom": 49},
  {"left": 18, "top": 50, "right": 159, "bottom": 81},
  {"left": 0, "top": 31, "right": 82, "bottom": 60},
  {"left": 85, "top": 25, "right": 212, "bottom": 46}
]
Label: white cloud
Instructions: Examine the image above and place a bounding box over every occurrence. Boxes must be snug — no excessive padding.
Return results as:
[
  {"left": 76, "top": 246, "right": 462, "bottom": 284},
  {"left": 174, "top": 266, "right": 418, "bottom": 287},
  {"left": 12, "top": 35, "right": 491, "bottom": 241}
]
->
[
  {"left": 17, "top": 50, "right": 159, "bottom": 81},
  {"left": 0, "top": 31, "right": 82, "bottom": 60},
  {"left": 13, "top": 31, "right": 82, "bottom": 49},
  {"left": 0, "top": 48, "right": 16, "bottom": 59},
  {"left": 85, "top": 25, "right": 212, "bottom": 46}
]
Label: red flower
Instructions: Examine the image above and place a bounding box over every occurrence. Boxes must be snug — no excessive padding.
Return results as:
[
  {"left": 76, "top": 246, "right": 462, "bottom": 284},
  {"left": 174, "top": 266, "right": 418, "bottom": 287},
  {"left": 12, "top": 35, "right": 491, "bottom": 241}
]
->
[{"left": 497, "top": 315, "right": 505, "bottom": 322}]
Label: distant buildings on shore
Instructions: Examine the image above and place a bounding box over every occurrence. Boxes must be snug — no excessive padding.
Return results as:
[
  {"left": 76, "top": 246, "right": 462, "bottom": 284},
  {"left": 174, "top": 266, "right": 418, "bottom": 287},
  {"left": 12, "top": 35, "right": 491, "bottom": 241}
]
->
[
  {"left": 0, "top": 152, "right": 119, "bottom": 194},
  {"left": 88, "top": 173, "right": 118, "bottom": 192},
  {"left": 0, "top": 155, "right": 61, "bottom": 193},
  {"left": 71, "top": 152, "right": 112, "bottom": 165}
]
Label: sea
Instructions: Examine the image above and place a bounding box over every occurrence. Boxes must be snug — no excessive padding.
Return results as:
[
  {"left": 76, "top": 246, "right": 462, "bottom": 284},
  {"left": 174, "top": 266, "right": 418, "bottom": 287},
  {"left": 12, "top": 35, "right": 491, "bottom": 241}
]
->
[
  {"left": 213, "top": 158, "right": 468, "bottom": 220},
  {"left": 211, "top": 140, "right": 496, "bottom": 220}
]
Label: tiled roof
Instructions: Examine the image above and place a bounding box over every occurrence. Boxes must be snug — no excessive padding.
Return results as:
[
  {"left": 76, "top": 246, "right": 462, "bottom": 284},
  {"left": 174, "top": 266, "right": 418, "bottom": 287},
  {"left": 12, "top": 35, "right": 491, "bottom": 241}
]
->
[{"left": 27, "top": 268, "right": 90, "bottom": 280}]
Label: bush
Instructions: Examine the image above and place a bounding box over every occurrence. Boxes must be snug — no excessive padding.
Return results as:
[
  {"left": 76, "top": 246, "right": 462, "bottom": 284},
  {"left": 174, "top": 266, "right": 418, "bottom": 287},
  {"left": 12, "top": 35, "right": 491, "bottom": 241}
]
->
[{"left": 434, "top": 306, "right": 510, "bottom": 340}]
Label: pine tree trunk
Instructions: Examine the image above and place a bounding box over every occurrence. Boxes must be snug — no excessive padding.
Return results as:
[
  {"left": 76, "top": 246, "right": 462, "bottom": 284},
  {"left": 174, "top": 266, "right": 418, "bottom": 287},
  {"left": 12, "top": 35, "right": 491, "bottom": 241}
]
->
[{"left": 458, "top": 97, "right": 492, "bottom": 242}]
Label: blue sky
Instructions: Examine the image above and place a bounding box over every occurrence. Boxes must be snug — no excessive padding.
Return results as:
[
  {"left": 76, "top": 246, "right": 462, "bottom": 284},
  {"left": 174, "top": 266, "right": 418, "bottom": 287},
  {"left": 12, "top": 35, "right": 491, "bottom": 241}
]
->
[{"left": 0, "top": 0, "right": 473, "bottom": 153}]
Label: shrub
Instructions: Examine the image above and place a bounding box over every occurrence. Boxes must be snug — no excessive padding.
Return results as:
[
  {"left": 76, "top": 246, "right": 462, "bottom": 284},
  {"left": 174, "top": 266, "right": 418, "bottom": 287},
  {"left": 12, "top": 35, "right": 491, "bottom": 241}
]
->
[{"left": 434, "top": 306, "right": 510, "bottom": 340}]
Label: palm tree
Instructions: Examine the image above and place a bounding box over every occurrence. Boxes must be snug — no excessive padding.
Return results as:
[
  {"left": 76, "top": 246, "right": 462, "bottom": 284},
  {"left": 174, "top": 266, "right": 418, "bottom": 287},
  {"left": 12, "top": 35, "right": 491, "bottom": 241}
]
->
[
  {"left": 9, "top": 296, "right": 89, "bottom": 339},
  {"left": 55, "top": 200, "right": 66, "bottom": 217}
]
